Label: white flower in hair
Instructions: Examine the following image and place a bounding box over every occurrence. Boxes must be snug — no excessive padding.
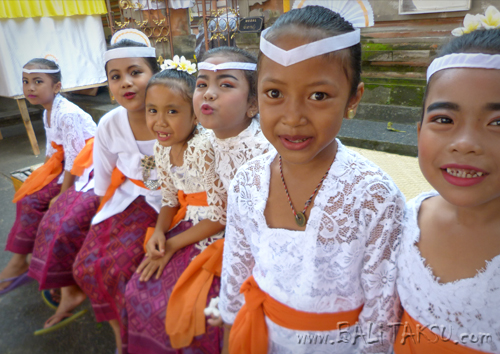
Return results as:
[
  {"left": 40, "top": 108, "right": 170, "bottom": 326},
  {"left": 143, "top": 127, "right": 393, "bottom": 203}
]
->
[
  {"left": 478, "top": 5, "right": 500, "bottom": 29},
  {"left": 161, "top": 55, "right": 197, "bottom": 74},
  {"left": 452, "top": 13, "right": 482, "bottom": 36}
]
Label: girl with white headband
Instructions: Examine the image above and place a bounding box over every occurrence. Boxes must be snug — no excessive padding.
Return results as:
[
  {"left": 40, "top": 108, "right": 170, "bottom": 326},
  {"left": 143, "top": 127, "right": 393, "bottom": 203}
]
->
[
  {"left": 72, "top": 29, "right": 161, "bottom": 354},
  {"left": 394, "top": 18, "right": 500, "bottom": 354},
  {"left": 219, "top": 3, "right": 405, "bottom": 354},
  {"left": 0, "top": 58, "right": 96, "bottom": 301}
]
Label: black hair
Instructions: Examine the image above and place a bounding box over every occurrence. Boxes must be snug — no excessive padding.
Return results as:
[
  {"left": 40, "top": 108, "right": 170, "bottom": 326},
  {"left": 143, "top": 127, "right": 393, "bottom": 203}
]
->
[
  {"left": 23, "top": 58, "right": 61, "bottom": 84},
  {"left": 199, "top": 46, "right": 258, "bottom": 105},
  {"left": 146, "top": 69, "right": 196, "bottom": 110},
  {"left": 259, "top": 5, "right": 362, "bottom": 98},
  {"left": 421, "top": 28, "right": 500, "bottom": 121},
  {"left": 105, "top": 39, "right": 160, "bottom": 75}
]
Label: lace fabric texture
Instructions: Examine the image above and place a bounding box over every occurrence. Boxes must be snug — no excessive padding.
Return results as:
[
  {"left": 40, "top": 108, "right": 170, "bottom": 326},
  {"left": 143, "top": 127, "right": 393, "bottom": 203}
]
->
[
  {"left": 44, "top": 94, "right": 97, "bottom": 183},
  {"left": 154, "top": 128, "right": 226, "bottom": 251},
  {"left": 397, "top": 191, "right": 500, "bottom": 353},
  {"left": 219, "top": 140, "right": 405, "bottom": 354}
]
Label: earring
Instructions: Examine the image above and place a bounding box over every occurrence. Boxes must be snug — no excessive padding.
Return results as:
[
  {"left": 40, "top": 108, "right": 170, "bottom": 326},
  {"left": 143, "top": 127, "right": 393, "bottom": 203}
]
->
[
  {"left": 346, "top": 109, "right": 355, "bottom": 119},
  {"left": 111, "top": 95, "right": 115, "bottom": 101}
]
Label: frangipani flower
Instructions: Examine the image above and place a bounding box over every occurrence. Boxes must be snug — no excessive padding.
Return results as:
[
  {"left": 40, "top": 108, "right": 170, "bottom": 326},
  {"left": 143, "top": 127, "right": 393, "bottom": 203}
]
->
[
  {"left": 160, "top": 55, "right": 196, "bottom": 74},
  {"left": 478, "top": 5, "right": 500, "bottom": 29},
  {"left": 177, "top": 56, "right": 197, "bottom": 74},
  {"left": 452, "top": 14, "right": 482, "bottom": 36},
  {"left": 161, "top": 54, "right": 180, "bottom": 71}
]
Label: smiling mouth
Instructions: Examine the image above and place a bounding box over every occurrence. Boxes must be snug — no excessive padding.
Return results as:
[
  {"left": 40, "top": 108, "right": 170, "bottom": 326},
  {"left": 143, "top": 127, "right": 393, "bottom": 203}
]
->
[
  {"left": 124, "top": 92, "right": 136, "bottom": 99},
  {"left": 443, "top": 168, "right": 485, "bottom": 178},
  {"left": 285, "top": 137, "right": 309, "bottom": 143},
  {"left": 158, "top": 132, "right": 170, "bottom": 138}
]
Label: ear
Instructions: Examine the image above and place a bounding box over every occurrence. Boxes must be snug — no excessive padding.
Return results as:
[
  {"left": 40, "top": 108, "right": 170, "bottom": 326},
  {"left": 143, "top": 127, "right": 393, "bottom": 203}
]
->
[
  {"left": 246, "top": 97, "right": 258, "bottom": 118},
  {"left": 192, "top": 110, "right": 198, "bottom": 125},
  {"left": 53, "top": 81, "right": 62, "bottom": 95},
  {"left": 343, "top": 82, "right": 364, "bottom": 118}
]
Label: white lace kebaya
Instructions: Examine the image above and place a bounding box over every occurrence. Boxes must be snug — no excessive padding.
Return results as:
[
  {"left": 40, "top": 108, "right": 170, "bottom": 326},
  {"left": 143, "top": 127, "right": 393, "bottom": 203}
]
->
[
  {"left": 43, "top": 94, "right": 97, "bottom": 184},
  {"left": 155, "top": 127, "right": 227, "bottom": 251},
  {"left": 219, "top": 140, "right": 405, "bottom": 354},
  {"left": 397, "top": 191, "right": 500, "bottom": 353}
]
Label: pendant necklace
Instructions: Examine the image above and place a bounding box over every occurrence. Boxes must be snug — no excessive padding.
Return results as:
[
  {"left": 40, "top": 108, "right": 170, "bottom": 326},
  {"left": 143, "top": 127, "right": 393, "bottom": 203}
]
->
[
  {"left": 141, "top": 155, "right": 160, "bottom": 190},
  {"left": 279, "top": 155, "right": 331, "bottom": 227}
]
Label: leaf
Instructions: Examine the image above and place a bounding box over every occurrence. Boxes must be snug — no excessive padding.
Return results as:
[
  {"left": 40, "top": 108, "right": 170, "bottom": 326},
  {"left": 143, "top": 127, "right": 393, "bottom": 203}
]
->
[{"left": 387, "top": 122, "right": 406, "bottom": 133}]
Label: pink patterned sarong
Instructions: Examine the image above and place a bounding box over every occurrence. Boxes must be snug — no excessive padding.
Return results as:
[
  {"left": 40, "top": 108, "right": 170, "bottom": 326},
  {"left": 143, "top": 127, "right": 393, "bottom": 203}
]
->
[
  {"left": 29, "top": 184, "right": 99, "bottom": 289},
  {"left": 124, "top": 221, "right": 223, "bottom": 354},
  {"left": 6, "top": 177, "right": 61, "bottom": 254},
  {"left": 73, "top": 196, "right": 157, "bottom": 324}
]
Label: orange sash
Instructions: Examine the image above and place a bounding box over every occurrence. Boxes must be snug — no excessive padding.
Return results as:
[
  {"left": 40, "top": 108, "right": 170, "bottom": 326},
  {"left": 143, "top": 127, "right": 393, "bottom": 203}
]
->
[
  {"left": 143, "top": 190, "right": 209, "bottom": 250},
  {"left": 166, "top": 238, "right": 224, "bottom": 348},
  {"left": 12, "top": 142, "right": 64, "bottom": 203},
  {"left": 70, "top": 138, "right": 94, "bottom": 176},
  {"left": 394, "top": 311, "right": 488, "bottom": 354},
  {"left": 230, "top": 275, "right": 364, "bottom": 354},
  {"left": 96, "top": 167, "right": 151, "bottom": 212}
]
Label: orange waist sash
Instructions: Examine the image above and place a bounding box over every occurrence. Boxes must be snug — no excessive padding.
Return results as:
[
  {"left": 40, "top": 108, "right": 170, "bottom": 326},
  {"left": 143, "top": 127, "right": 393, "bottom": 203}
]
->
[
  {"left": 230, "top": 275, "right": 364, "bottom": 354},
  {"left": 166, "top": 238, "right": 224, "bottom": 348},
  {"left": 12, "top": 142, "right": 64, "bottom": 203},
  {"left": 70, "top": 137, "right": 94, "bottom": 176},
  {"left": 394, "top": 310, "right": 488, "bottom": 354},
  {"left": 96, "top": 167, "right": 152, "bottom": 213}
]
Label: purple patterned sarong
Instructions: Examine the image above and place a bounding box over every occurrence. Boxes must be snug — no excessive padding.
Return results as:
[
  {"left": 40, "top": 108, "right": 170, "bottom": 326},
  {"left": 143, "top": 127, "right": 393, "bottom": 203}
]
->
[
  {"left": 29, "top": 184, "right": 99, "bottom": 290},
  {"left": 124, "top": 221, "right": 223, "bottom": 354},
  {"left": 6, "top": 177, "right": 61, "bottom": 254},
  {"left": 73, "top": 196, "right": 157, "bottom": 324}
]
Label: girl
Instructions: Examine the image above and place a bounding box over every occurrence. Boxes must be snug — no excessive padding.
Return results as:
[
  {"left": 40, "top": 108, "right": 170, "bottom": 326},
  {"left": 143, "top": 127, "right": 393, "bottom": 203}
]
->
[
  {"left": 72, "top": 29, "right": 161, "bottom": 354},
  {"left": 394, "top": 21, "right": 500, "bottom": 354},
  {"left": 124, "top": 65, "right": 227, "bottom": 354},
  {"left": 0, "top": 58, "right": 96, "bottom": 295},
  {"left": 219, "top": 4, "right": 405, "bottom": 354}
]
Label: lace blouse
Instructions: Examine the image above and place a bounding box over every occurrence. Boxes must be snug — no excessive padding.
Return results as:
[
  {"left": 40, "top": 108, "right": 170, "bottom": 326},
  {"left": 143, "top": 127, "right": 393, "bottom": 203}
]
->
[
  {"left": 155, "top": 128, "right": 226, "bottom": 250},
  {"left": 219, "top": 140, "right": 405, "bottom": 354},
  {"left": 397, "top": 191, "right": 500, "bottom": 353},
  {"left": 43, "top": 94, "right": 97, "bottom": 183}
]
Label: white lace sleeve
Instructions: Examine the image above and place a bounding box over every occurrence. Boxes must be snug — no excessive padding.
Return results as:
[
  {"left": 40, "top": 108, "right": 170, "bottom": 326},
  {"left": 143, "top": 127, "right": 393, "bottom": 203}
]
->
[
  {"left": 219, "top": 170, "right": 255, "bottom": 324},
  {"left": 154, "top": 143, "right": 179, "bottom": 208},
  {"left": 59, "top": 112, "right": 87, "bottom": 172},
  {"left": 93, "top": 120, "right": 117, "bottom": 196},
  {"left": 357, "top": 182, "right": 405, "bottom": 353},
  {"left": 200, "top": 144, "right": 227, "bottom": 224}
]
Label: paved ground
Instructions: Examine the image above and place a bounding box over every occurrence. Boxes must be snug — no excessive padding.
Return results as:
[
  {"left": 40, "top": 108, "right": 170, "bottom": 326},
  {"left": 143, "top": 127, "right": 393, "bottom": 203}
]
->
[{"left": 0, "top": 122, "right": 115, "bottom": 354}]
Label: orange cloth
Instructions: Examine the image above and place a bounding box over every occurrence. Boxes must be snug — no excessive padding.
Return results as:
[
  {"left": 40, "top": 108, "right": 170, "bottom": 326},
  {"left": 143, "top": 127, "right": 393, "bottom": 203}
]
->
[
  {"left": 394, "top": 310, "right": 487, "bottom": 354},
  {"left": 230, "top": 275, "right": 364, "bottom": 354},
  {"left": 143, "top": 191, "right": 208, "bottom": 253},
  {"left": 96, "top": 167, "right": 151, "bottom": 213},
  {"left": 70, "top": 138, "right": 94, "bottom": 176},
  {"left": 166, "top": 238, "right": 224, "bottom": 348},
  {"left": 12, "top": 142, "right": 64, "bottom": 203}
]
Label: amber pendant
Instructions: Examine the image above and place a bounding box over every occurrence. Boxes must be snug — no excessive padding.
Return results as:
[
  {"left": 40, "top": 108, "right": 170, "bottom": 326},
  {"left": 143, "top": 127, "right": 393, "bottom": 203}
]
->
[{"left": 295, "top": 212, "right": 306, "bottom": 227}]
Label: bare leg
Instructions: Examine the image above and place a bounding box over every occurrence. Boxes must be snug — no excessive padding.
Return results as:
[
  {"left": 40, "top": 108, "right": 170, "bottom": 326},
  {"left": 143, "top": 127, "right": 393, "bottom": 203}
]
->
[
  {"left": 110, "top": 319, "right": 122, "bottom": 354},
  {"left": 44, "top": 285, "right": 86, "bottom": 328},
  {"left": 0, "top": 253, "right": 29, "bottom": 291}
]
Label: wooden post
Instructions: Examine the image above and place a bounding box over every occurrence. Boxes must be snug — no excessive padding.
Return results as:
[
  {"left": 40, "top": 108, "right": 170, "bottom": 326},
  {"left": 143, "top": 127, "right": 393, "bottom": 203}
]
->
[
  {"left": 16, "top": 98, "right": 40, "bottom": 156},
  {"left": 202, "top": 0, "right": 210, "bottom": 52}
]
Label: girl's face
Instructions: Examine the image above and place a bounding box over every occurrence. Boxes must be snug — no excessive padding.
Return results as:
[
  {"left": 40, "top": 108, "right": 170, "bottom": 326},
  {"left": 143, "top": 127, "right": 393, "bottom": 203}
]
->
[
  {"left": 107, "top": 57, "right": 153, "bottom": 113},
  {"left": 145, "top": 84, "right": 197, "bottom": 148},
  {"left": 193, "top": 56, "right": 257, "bottom": 139},
  {"left": 22, "top": 65, "right": 61, "bottom": 108},
  {"left": 418, "top": 68, "right": 500, "bottom": 207},
  {"left": 258, "top": 35, "right": 363, "bottom": 166}
]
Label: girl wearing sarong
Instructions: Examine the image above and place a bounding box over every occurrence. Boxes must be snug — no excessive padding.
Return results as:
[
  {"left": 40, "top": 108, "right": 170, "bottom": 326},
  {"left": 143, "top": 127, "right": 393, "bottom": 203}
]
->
[
  {"left": 394, "top": 10, "right": 500, "bottom": 354},
  {"left": 0, "top": 58, "right": 96, "bottom": 296},
  {"left": 72, "top": 29, "right": 161, "bottom": 354},
  {"left": 219, "top": 3, "right": 405, "bottom": 354}
]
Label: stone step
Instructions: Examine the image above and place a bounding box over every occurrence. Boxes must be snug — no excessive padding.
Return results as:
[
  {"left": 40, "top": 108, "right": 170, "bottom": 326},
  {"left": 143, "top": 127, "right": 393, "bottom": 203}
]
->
[{"left": 356, "top": 103, "right": 421, "bottom": 124}]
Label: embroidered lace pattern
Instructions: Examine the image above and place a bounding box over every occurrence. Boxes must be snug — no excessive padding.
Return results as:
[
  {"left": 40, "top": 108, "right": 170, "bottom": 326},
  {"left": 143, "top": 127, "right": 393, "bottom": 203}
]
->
[
  {"left": 154, "top": 128, "right": 226, "bottom": 251},
  {"left": 220, "top": 140, "right": 405, "bottom": 353},
  {"left": 397, "top": 191, "right": 500, "bottom": 353},
  {"left": 44, "top": 94, "right": 97, "bottom": 183}
]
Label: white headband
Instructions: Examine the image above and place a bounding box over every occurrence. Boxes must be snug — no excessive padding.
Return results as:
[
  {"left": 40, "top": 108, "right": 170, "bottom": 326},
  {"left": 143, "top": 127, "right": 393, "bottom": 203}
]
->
[
  {"left": 197, "top": 62, "right": 257, "bottom": 71},
  {"left": 23, "top": 68, "right": 60, "bottom": 74},
  {"left": 427, "top": 53, "right": 500, "bottom": 82},
  {"left": 104, "top": 47, "right": 156, "bottom": 63},
  {"left": 260, "top": 27, "right": 360, "bottom": 67}
]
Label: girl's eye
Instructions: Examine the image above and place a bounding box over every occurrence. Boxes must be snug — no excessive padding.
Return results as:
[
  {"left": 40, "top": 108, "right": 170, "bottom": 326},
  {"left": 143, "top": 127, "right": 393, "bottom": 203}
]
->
[
  {"left": 490, "top": 119, "right": 500, "bottom": 126},
  {"left": 221, "top": 83, "right": 233, "bottom": 88},
  {"left": 309, "top": 92, "right": 328, "bottom": 101},
  {"left": 131, "top": 70, "right": 141, "bottom": 76},
  {"left": 111, "top": 75, "right": 119, "bottom": 80},
  {"left": 35, "top": 80, "right": 43, "bottom": 84},
  {"left": 433, "top": 116, "right": 453, "bottom": 124},
  {"left": 168, "top": 110, "right": 177, "bottom": 114},
  {"left": 196, "top": 82, "right": 207, "bottom": 88},
  {"left": 265, "top": 89, "right": 282, "bottom": 99},
  {"left": 148, "top": 108, "right": 157, "bottom": 114},
  {"left": 22, "top": 80, "right": 28, "bottom": 84}
]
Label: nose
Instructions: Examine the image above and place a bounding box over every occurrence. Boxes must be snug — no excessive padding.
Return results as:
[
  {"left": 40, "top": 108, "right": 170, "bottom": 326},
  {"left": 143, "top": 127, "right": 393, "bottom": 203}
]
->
[
  {"left": 449, "top": 126, "right": 483, "bottom": 155},
  {"left": 281, "top": 97, "right": 307, "bottom": 127},
  {"left": 121, "top": 74, "right": 133, "bottom": 88},
  {"left": 203, "top": 86, "right": 217, "bottom": 101}
]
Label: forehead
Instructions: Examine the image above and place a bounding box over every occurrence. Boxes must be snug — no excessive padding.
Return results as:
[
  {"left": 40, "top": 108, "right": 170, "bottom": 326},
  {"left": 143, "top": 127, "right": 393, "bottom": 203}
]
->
[
  {"left": 22, "top": 66, "right": 52, "bottom": 80},
  {"left": 106, "top": 57, "right": 148, "bottom": 72},
  {"left": 197, "top": 56, "right": 247, "bottom": 81}
]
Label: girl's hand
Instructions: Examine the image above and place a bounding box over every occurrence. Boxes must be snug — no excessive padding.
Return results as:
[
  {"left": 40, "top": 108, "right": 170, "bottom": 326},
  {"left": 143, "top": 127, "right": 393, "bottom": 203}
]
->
[
  {"left": 207, "top": 315, "right": 224, "bottom": 327},
  {"left": 49, "top": 193, "right": 61, "bottom": 208},
  {"left": 137, "top": 249, "right": 173, "bottom": 282},
  {"left": 146, "top": 229, "right": 167, "bottom": 259}
]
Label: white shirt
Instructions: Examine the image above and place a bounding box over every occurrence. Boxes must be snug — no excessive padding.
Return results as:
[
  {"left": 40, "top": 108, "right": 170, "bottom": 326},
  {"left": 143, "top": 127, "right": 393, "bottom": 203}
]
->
[
  {"left": 220, "top": 141, "right": 405, "bottom": 354},
  {"left": 397, "top": 191, "right": 500, "bottom": 353},
  {"left": 92, "top": 106, "right": 162, "bottom": 225}
]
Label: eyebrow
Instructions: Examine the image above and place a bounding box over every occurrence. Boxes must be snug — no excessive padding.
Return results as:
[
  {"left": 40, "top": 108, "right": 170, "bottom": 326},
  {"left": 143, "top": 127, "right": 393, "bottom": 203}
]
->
[
  {"left": 196, "top": 74, "right": 238, "bottom": 81},
  {"left": 485, "top": 103, "right": 500, "bottom": 111},
  {"left": 426, "top": 102, "right": 460, "bottom": 113}
]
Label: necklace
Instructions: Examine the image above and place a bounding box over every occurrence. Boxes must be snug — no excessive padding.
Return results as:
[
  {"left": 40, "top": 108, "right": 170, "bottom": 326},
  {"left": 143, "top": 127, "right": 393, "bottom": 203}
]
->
[
  {"left": 279, "top": 155, "right": 331, "bottom": 227},
  {"left": 140, "top": 155, "right": 160, "bottom": 190}
]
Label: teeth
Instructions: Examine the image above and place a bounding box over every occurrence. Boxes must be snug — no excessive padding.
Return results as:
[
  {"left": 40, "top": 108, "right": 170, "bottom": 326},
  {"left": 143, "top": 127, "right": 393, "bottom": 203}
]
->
[
  {"left": 445, "top": 168, "right": 484, "bottom": 178},
  {"left": 289, "top": 138, "right": 308, "bottom": 143},
  {"left": 158, "top": 133, "right": 169, "bottom": 138}
]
